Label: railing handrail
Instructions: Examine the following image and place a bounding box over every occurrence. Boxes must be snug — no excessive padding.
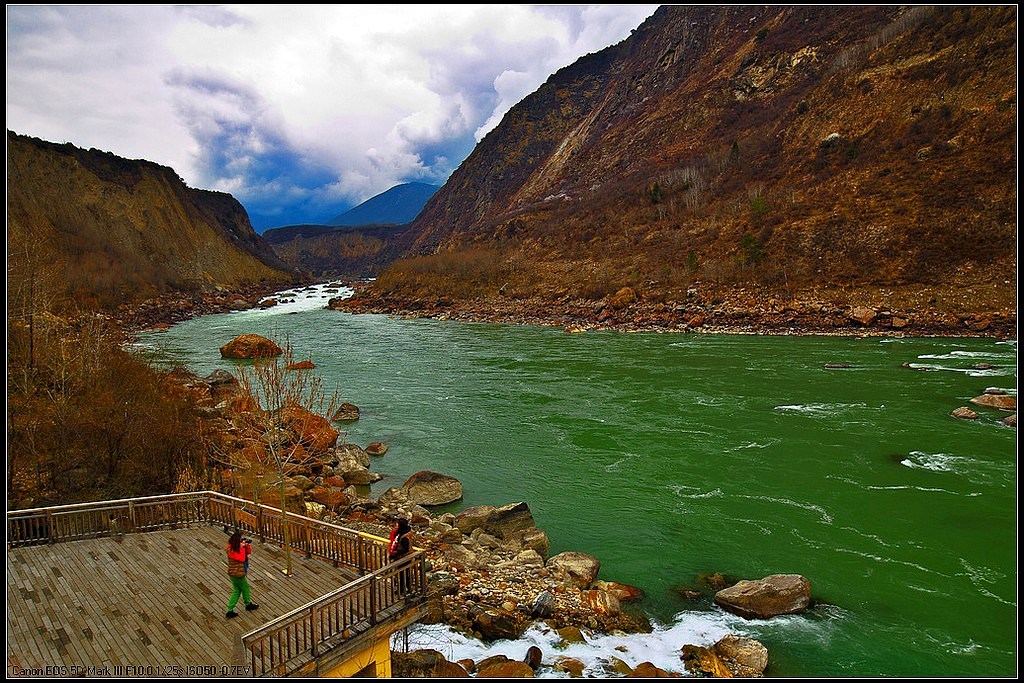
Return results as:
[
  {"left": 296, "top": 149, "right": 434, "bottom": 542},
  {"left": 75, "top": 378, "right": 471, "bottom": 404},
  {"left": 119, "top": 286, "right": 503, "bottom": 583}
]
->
[
  {"left": 6, "top": 491, "right": 207, "bottom": 516},
  {"left": 7, "top": 491, "right": 384, "bottom": 568}
]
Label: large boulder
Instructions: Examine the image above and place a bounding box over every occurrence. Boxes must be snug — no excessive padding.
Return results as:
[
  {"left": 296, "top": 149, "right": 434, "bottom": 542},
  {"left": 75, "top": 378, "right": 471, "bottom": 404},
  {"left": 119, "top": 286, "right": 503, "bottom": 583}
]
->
[
  {"left": 336, "top": 443, "right": 370, "bottom": 467},
  {"left": 403, "top": 471, "right": 463, "bottom": 506},
  {"left": 477, "top": 661, "right": 535, "bottom": 678},
  {"left": 713, "top": 574, "right": 811, "bottom": 619},
  {"left": 472, "top": 609, "right": 526, "bottom": 642},
  {"left": 847, "top": 306, "right": 877, "bottom": 326},
  {"left": 626, "top": 662, "right": 675, "bottom": 677},
  {"left": 713, "top": 634, "right": 769, "bottom": 677},
  {"left": 392, "top": 650, "right": 469, "bottom": 678},
  {"left": 276, "top": 406, "right": 339, "bottom": 453},
  {"left": 680, "top": 645, "right": 733, "bottom": 678},
  {"left": 608, "top": 286, "right": 637, "bottom": 310},
  {"left": 547, "top": 551, "right": 601, "bottom": 589},
  {"left": 219, "top": 334, "right": 283, "bottom": 359},
  {"left": 970, "top": 394, "right": 1016, "bottom": 411},
  {"left": 580, "top": 588, "right": 621, "bottom": 616},
  {"left": 333, "top": 445, "right": 374, "bottom": 485},
  {"left": 454, "top": 502, "right": 537, "bottom": 539},
  {"left": 530, "top": 590, "right": 556, "bottom": 618},
  {"left": 593, "top": 580, "right": 645, "bottom": 602},
  {"left": 511, "top": 527, "right": 551, "bottom": 559},
  {"left": 553, "top": 657, "right": 586, "bottom": 677}
]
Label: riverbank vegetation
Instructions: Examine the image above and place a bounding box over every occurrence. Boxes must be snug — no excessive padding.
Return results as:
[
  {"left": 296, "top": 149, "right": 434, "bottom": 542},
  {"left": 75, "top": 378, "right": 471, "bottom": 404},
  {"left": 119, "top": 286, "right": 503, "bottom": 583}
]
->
[{"left": 6, "top": 311, "right": 209, "bottom": 508}]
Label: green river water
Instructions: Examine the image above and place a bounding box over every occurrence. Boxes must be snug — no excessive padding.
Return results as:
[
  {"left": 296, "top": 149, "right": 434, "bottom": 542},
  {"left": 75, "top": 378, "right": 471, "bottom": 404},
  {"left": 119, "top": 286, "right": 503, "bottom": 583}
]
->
[{"left": 135, "top": 285, "right": 1017, "bottom": 677}]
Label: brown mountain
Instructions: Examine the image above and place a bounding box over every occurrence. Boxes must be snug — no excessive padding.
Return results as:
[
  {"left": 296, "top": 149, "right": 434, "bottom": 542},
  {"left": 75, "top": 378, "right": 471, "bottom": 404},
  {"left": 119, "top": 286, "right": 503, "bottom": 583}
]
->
[
  {"left": 352, "top": 6, "right": 1016, "bottom": 331},
  {"left": 7, "top": 130, "right": 296, "bottom": 310}
]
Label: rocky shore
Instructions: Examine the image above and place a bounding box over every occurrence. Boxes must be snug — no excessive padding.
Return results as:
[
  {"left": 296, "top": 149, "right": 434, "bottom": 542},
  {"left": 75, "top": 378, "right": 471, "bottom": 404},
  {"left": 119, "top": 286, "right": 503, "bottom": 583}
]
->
[
  {"left": 331, "top": 282, "right": 1016, "bottom": 338},
  {"left": 111, "top": 282, "right": 302, "bottom": 334}
]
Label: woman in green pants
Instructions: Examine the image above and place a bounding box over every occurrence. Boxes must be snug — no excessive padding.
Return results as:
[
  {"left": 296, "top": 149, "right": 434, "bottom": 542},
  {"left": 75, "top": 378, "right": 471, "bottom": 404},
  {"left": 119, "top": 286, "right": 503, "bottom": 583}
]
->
[{"left": 225, "top": 531, "right": 259, "bottom": 618}]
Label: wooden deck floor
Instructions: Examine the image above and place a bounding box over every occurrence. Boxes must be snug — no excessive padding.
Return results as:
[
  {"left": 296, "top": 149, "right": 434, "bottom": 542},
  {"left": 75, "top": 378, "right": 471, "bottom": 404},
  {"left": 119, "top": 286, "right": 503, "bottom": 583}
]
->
[{"left": 7, "top": 526, "right": 358, "bottom": 677}]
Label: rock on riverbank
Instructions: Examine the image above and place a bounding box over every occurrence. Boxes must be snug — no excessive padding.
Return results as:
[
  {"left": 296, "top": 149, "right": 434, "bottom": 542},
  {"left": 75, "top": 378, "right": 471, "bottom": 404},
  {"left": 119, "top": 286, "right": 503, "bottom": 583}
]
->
[{"left": 333, "top": 282, "right": 1016, "bottom": 338}]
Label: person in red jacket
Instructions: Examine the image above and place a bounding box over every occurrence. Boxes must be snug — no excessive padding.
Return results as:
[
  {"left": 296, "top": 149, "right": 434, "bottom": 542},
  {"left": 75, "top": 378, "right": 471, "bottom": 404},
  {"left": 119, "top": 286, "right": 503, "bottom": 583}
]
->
[{"left": 225, "top": 531, "right": 259, "bottom": 618}]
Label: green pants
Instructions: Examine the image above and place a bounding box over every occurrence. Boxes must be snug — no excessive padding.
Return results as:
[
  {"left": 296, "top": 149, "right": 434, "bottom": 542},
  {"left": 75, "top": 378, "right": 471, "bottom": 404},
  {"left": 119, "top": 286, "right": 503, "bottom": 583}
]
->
[{"left": 227, "top": 576, "right": 251, "bottom": 612}]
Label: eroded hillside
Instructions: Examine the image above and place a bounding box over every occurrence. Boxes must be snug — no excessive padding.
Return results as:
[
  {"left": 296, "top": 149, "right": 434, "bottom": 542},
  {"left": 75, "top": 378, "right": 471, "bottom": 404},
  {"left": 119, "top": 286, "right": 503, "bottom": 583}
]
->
[
  {"left": 7, "top": 131, "right": 295, "bottom": 310},
  {"left": 354, "top": 6, "right": 1016, "bottom": 326}
]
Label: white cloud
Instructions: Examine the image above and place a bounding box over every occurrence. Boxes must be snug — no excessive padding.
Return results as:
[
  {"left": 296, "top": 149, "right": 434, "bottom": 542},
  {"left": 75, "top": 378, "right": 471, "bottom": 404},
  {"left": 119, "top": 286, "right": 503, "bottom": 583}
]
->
[{"left": 6, "top": 4, "right": 657, "bottom": 227}]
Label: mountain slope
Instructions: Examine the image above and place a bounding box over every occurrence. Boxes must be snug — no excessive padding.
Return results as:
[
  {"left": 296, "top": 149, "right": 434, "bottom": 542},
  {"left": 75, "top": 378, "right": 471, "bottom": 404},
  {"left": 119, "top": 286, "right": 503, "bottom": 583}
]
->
[
  {"left": 359, "top": 6, "right": 1016, "bottom": 326},
  {"left": 7, "top": 131, "right": 295, "bottom": 309},
  {"left": 327, "top": 182, "right": 440, "bottom": 226}
]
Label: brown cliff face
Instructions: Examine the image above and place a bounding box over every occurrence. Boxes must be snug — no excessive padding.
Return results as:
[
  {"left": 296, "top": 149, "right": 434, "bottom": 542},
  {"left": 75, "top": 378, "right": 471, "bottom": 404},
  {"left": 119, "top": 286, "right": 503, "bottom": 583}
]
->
[
  {"left": 7, "top": 131, "right": 295, "bottom": 309},
  {"left": 368, "top": 6, "right": 1017, "bottom": 320}
]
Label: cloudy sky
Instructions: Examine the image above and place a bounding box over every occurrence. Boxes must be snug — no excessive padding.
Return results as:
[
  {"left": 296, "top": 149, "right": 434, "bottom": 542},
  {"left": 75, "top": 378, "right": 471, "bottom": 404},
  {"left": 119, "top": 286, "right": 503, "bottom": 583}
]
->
[{"left": 6, "top": 4, "right": 657, "bottom": 230}]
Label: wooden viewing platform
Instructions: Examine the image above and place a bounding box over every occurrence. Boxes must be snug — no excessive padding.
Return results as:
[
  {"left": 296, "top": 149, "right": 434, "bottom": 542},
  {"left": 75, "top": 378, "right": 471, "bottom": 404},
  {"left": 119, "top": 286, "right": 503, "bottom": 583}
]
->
[{"left": 6, "top": 492, "right": 428, "bottom": 677}]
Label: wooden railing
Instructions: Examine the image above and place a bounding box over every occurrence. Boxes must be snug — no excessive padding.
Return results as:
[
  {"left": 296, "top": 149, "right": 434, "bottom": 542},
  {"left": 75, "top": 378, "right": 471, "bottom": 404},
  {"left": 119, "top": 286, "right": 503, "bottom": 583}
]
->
[
  {"left": 7, "top": 491, "right": 428, "bottom": 676},
  {"left": 241, "top": 552, "right": 427, "bottom": 677},
  {"left": 6, "top": 491, "right": 394, "bottom": 574}
]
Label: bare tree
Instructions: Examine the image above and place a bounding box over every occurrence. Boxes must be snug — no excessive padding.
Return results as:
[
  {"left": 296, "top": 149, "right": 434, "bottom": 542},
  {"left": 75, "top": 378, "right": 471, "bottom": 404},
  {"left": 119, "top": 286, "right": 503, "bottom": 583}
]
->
[{"left": 231, "top": 340, "right": 340, "bottom": 576}]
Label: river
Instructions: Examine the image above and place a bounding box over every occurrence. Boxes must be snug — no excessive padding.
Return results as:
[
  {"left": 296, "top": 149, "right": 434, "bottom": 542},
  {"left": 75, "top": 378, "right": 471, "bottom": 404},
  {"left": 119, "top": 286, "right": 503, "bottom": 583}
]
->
[{"left": 134, "top": 283, "right": 1017, "bottom": 677}]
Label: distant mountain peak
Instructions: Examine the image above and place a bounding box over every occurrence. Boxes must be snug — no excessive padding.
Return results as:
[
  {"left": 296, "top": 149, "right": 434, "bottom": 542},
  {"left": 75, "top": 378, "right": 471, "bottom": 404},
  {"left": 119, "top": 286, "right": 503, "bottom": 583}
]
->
[{"left": 327, "top": 182, "right": 440, "bottom": 227}]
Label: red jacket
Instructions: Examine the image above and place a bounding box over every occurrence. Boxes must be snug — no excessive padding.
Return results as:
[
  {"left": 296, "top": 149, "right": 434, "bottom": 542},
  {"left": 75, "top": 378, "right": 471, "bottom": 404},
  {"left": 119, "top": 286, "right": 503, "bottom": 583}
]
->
[{"left": 227, "top": 542, "right": 251, "bottom": 577}]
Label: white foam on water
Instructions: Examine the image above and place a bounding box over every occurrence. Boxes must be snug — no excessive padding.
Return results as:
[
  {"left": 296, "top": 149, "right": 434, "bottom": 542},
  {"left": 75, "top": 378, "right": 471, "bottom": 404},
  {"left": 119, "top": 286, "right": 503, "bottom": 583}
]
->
[
  {"left": 899, "top": 451, "right": 959, "bottom": 473},
  {"left": 917, "top": 350, "right": 1008, "bottom": 360},
  {"left": 864, "top": 484, "right": 961, "bottom": 495},
  {"left": 832, "top": 545, "right": 949, "bottom": 578},
  {"left": 666, "top": 484, "right": 724, "bottom": 500},
  {"left": 898, "top": 450, "right": 1014, "bottom": 487},
  {"left": 772, "top": 402, "right": 867, "bottom": 416},
  {"left": 725, "top": 439, "right": 780, "bottom": 451},
  {"left": 605, "top": 453, "right": 641, "bottom": 472},
  {"left": 396, "top": 610, "right": 758, "bottom": 677},
  {"left": 241, "top": 282, "right": 352, "bottom": 317},
  {"left": 736, "top": 494, "right": 834, "bottom": 525}
]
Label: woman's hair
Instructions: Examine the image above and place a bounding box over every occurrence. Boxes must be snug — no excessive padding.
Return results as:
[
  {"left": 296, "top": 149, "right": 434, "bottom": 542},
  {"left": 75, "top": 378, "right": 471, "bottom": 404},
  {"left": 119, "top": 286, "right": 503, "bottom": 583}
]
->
[
  {"left": 229, "top": 531, "right": 242, "bottom": 552},
  {"left": 397, "top": 518, "right": 411, "bottom": 533}
]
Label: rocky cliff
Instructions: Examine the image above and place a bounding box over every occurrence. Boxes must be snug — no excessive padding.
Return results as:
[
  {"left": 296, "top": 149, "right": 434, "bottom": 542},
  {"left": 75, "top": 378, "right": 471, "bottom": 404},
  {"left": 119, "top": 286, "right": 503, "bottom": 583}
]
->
[
  {"left": 7, "top": 131, "right": 296, "bottom": 309},
  {"left": 352, "top": 6, "right": 1016, "bottom": 329}
]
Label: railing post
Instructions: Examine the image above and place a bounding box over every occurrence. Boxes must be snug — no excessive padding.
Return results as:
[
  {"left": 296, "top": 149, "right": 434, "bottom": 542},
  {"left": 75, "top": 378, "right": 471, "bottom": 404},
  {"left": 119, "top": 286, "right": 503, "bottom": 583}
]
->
[
  {"left": 46, "top": 510, "right": 55, "bottom": 544},
  {"left": 369, "top": 574, "right": 378, "bottom": 626},
  {"left": 310, "top": 606, "right": 320, "bottom": 657},
  {"left": 257, "top": 504, "right": 265, "bottom": 543},
  {"left": 127, "top": 501, "right": 136, "bottom": 532},
  {"left": 229, "top": 497, "right": 237, "bottom": 532},
  {"left": 304, "top": 519, "right": 312, "bottom": 559},
  {"left": 419, "top": 555, "right": 427, "bottom": 599},
  {"left": 358, "top": 538, "right": 366, "bottom": 576}
]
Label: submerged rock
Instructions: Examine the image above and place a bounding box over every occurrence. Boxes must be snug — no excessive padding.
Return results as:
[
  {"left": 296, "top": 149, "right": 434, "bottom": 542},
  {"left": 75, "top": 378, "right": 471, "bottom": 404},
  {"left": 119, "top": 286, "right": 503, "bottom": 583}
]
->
[
  {"left": 950, "top": 406, "right": 979, "bottom": 420},
  {"left": 333, "top": 402, "right": 360, "bottom": 422},
  {"left": 366, "top": 442, "right": 389, "bottom": 456}
]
